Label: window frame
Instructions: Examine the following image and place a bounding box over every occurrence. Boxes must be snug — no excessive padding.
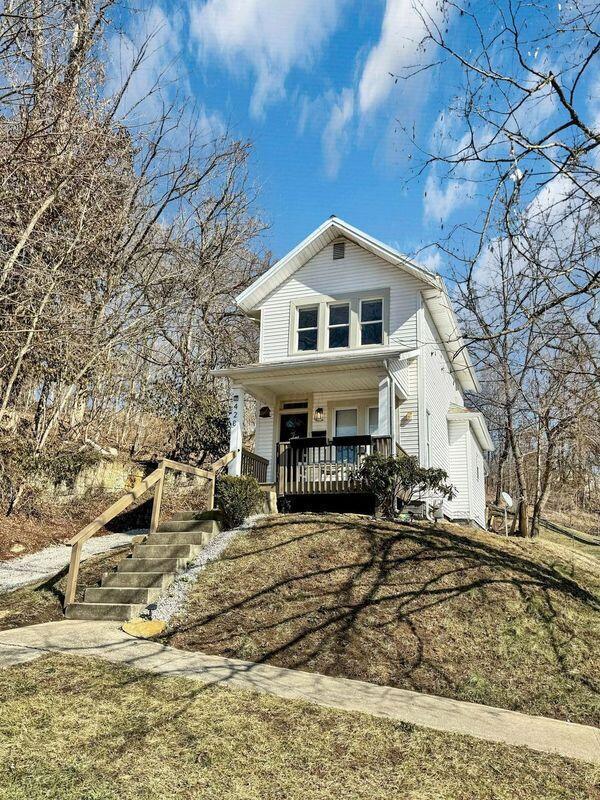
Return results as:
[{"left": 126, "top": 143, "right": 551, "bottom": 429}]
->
[
  {"left": 289, "top": 290, "right": 389, "bottom": 355},
  {"left": 359, "top": 297, "right": 384, "bottom": 347},
  {"left": 327, "top": 301, "right": 351, "bottom": 349},
  {"left": 367, "top": 405, "right": 379, "bottom": 436},
  {"left": 296, "top": 304, "right": 319, "bottom": 352}
]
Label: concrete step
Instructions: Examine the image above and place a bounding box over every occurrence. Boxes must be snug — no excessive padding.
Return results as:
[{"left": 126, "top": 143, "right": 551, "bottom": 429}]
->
[
  {"left": 145, "top": 531, "right": 211, "bottom": 547},
  {"left": 117, "top": 556, "right": 187, "bottom": 573},
  {"left": 171, "top": 510, "right": 221, "bottom": 522},
  {"left": 84, "top": 586, "right": 162, "bottom": 605},
  {"left": 157, "top": 519, "right": 219, "bottom": 534},
  {"left": 102, "top": 571, "right": 174, "bottom": 589},
  {"left": 65, "top": 602, "right": 143, "bottom": 621},
  {"left": 132, "top": 543, "right": 201, "bottom": 560}
]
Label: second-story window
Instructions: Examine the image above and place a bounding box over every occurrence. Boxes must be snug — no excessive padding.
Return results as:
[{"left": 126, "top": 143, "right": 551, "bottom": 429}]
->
[
  {"left": 328, "top": 303, "right": 350, "bottom": 348},
  {"left": 297, "top": 305, "right": 319, "bottom": 351},
  {"left": 360, "top": 299, "right": 383, "bottom": 345}
]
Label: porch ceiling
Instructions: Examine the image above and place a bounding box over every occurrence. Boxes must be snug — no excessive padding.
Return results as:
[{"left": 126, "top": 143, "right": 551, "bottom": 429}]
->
[{"left": 213, "top": 350, "right": 407, "bottom": 401}]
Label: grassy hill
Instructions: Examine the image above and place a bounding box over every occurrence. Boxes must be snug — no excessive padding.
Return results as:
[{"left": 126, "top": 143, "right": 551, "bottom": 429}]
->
[{"left": 165, "top": 513, "right": 600, "bottom": 726}]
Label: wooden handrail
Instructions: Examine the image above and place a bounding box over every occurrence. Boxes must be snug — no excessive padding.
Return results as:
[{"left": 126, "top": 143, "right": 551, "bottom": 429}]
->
[{"left": 63, "top": 450, "right": 237, "bottom": 608}]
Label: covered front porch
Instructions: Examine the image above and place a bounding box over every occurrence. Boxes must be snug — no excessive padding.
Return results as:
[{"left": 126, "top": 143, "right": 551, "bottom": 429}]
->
[{"left": 214, "top": 350, "right": 414, "bottom": 497}]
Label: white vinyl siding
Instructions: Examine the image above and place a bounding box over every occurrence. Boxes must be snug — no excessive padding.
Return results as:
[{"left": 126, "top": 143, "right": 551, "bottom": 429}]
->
[
  {"left": 258, "top": 240, "right": 421, "bottom": 362},
  {"left": 469, "top": 431, "right": 486, "bottom": 528},
  {"left": 254, "top": 409, "right": 275, "bottom": 482},
  {"left": 447, "top": 420, "right": 470, "bottom": 518}
]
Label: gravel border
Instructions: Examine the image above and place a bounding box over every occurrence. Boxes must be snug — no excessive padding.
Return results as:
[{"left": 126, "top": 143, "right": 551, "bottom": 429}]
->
[
  {"left": 148, "top": 515, "right": 264, "bottom": 624},
  {"left": 0, "top": 531, "right": 145, "bottom": 595}
]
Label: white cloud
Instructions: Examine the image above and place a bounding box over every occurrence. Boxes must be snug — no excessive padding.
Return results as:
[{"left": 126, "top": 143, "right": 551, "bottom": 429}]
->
[
  {"left": 322, "top": 88, "right": 354, "bottom": 178},
  {"left": 105, "top": 5, "right": 225, "bottom": 140},
  {"left": 423, "top": 170, "right": 472, "bottom": 223},
  {"left": 191, "top": 0, "right": 345, "bottom": 118},
  {"left": 358, "top": 0, "right": 444, "bottom": 116}
]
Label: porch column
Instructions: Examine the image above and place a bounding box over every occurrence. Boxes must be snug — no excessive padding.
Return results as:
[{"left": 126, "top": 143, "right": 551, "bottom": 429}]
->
[
  {"left": 228, "top": 385, "right": 245, "bottom": 476},
  {"left": 377, "top": 376, "right": 392, "bottom": 437}
]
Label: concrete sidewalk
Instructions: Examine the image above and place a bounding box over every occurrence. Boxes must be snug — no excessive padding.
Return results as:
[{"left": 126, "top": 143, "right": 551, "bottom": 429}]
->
[{"left": 0, "top": 620, "right": 598, "bottom": 765}]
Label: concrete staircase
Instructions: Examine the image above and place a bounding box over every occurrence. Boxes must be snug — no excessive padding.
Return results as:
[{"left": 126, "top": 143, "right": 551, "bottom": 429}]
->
[{"left": 65, "top": 511, "right": 221, "bottom": 621}]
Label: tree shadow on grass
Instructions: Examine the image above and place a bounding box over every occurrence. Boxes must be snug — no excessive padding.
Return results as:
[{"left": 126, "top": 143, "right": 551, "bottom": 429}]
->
[{"left": 158, "top": 514, "right": 600, "bottom": 723}]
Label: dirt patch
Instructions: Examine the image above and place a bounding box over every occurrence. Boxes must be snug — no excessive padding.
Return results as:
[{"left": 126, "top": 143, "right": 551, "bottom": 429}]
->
[{"left": 165, "top": 513, "right": 600, "bottom": 727}]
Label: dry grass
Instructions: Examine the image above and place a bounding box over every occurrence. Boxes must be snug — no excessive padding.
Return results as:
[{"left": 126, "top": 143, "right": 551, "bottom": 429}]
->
[
  {"left": 165, "top": 513, "right": 600, "bottom": 726},
  {"left": 0, "top": 483, "right": 209, "bottom": 562},
  {"left": 0, "top": 654, "right": 597, "bottom": 800},
  {"left": 0, "top": 548, "right": 127, "bottom": 631}
]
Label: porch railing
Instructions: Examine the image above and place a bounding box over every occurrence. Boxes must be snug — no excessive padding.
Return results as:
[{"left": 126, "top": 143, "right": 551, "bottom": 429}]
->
[
  {"left": 241, "top": 448, "right": 269, "bottom": 483},
  {"left": 276, "top": 435, "right": 397, "bottom": 495}
]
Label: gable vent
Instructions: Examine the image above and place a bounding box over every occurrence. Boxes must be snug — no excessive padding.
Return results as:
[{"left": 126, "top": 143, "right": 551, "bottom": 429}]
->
[{"left": 333, "top": 241, "right": 345, "bottom": 260}]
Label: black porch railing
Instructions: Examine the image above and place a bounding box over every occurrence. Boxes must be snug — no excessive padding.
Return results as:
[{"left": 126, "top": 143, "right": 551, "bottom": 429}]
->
[
  {"left": 241, "top": 448, "right": 269, "bottom": 483},
  {"left": 276, "top": 435, "right": 396, "bottom": 495}
]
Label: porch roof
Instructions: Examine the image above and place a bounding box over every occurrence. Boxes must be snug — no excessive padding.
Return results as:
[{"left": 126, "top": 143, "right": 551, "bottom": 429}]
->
[{"left": 212, "top": 348, "right": 411, "bottom": 401}]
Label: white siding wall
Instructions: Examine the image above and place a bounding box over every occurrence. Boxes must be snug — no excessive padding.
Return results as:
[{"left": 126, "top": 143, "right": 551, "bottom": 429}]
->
[
  {"left": 421, "top": 306, "right": 469, "bottom": 516},
  {"left": 396, "top": 360, "right": 419, "bottom": 457},
  {"left": 258, "top": 240, "right": 421, "bottom": 362},
  {"left": 447, "top": 420, "right": 470, "bottom": 518},
  {"left": 254, "top": 411, "right": 275, "bottom": 482},
  {"left": 469, "top": 431, "right": 486, "bottom": 528}
]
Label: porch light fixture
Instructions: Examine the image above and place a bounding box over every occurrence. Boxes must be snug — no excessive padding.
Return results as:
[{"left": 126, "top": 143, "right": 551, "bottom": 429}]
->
[
  {"left": 259, "top": 406, "right": 271, "bottom": 418},
  {"left": 313, "top": 407, "right": 324, "bottom": 423}
]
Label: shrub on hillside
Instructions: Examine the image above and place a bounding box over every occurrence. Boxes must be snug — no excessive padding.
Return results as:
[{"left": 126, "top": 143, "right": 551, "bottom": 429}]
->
[
  {"left": 359, "top": 453, "right": 455, "bottom": 518},
  {"left": 216, "top": 474, "right": 263, "bottom": 529}
]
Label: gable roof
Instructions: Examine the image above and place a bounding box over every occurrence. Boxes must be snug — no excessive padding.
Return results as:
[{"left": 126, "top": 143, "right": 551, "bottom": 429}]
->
[
  {"left": 236, "top": 216, "right": 480, "bottom": 393},
  {"left": 237, "top": 216, "right": 440, "bottom": 313}
]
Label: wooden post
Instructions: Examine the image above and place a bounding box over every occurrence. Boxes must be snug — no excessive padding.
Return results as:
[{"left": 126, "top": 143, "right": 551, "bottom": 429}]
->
[
  {"left": 207, "top": 473, "right": 216, "bottom": 511},
  {"left": 150, "top": 461, "right": 166, "bottom": 534},
  {"left": 64, "top": 541, "right": 83, "bottom": 607}
]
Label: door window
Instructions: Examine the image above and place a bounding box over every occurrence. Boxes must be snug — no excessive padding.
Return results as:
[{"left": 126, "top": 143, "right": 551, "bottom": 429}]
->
[{"left": 279, "top": 413, "right": 308, "bottom": 442}]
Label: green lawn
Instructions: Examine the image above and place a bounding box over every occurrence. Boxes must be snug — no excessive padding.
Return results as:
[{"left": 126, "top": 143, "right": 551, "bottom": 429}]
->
[
  {"left": 0, "top": 654, "right": 596, "bottom": 800},
  {"left": 164, "top": 513, "right": 600, "bottom": 726}
]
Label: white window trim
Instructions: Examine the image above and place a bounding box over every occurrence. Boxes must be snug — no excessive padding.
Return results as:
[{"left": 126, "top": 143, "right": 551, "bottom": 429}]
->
[
  {"left": 327, "top": 301, "right": 351, "bottom": 349},
  {"left": 359, "top": 297, "right": 384, "bottom": 348},
  {"left": 296, "top": 304, "right": 320, "bottom": 352},
  {"left": 334, "top": 407, "right": 359, "bottom": 438},
  {"left": 289, "top": 290, "right": 389, "bottom": 356},
  {"left": 366, "top": 405, "right": 379, "bottom": 436},
  {"left": 425, "top": 408, "right": 431, "bottom": 468}
]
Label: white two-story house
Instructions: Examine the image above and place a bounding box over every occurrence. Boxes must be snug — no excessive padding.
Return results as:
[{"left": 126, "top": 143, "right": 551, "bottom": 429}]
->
[{"left": 214, "top": 217, "right": 493, "bottom": 527}]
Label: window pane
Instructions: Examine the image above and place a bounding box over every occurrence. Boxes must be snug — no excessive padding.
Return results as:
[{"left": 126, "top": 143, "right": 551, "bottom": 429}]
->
[
  {"left": 298, "top": 306, "right": 318, "bottom": 329},
  {"left": 298, "top": 328, "right": 318, "bottom": 351},
  {"left": 368, "top": 407, "right": 378, "bottom": 434},
  {"left": 329, "top": 304, "right": 349, "bottom": 325},
  {"left": 361, "top": 321, "right": 383, "bottom": 345},
  {"left": 329, "top": 325, "right": 349, "bottom": 348},
  {"left": 335, "top": 409, "right": 358, "bottom": 436},
  {"left": 361, "top": 299, "right": 382, "bottom": 322}
]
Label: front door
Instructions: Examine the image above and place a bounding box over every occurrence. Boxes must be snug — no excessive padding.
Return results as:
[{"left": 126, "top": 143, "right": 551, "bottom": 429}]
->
[{"left": 279, "top": 412, "right": 308, "bottom": 442}]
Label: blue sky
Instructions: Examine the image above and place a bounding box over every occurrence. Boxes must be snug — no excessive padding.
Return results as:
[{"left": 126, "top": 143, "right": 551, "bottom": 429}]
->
[{"left": 108, "top": 1, "right": 483, "bottom": 271}]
